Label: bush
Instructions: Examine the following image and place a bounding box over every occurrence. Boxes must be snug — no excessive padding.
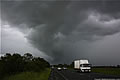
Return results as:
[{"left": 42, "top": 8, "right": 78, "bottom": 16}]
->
[{"left": 0, "top": 53, "right": 50, "bottom": 79}]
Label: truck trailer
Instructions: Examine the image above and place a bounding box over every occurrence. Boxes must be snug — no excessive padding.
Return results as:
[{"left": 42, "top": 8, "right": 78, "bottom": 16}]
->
[{"left": 74, "top": 59, "right": 91, "bottom": 72}]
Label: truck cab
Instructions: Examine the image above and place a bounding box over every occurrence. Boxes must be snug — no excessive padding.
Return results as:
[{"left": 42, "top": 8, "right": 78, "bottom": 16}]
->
[{"left": 80, "top": 64, "right": 91, "bottom": 72}]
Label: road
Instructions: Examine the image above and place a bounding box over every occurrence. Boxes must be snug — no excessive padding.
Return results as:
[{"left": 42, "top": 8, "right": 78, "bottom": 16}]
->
[{"left": 49, "top": 69, "right": 120, "bottom": 80}]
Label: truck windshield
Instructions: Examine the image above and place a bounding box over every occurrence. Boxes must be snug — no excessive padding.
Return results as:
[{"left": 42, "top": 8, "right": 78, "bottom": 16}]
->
[{"left": 82, "top": 64, "right": 91, "bottom": 67}]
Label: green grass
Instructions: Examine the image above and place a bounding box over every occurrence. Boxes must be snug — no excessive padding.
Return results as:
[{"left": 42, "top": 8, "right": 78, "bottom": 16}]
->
[
  {"left": 3, "top": 68, "right": 51, "bottom": 80},
  {"left": 92, "top": 68, "right": 120, "bottom": 76}
]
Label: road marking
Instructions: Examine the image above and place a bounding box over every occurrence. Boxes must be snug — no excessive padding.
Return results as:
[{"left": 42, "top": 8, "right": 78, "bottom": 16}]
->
[
  {"left": 56, "top": 70, "right": 69, "bottom": 80},
  {"left": 79, "top": 73, "right": 85, "bottom": 75}
]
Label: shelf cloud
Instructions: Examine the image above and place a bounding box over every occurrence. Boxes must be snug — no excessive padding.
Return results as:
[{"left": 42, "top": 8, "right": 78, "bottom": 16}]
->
[{"left": 1, "top": 0, "right": 120, "bottom": 64}]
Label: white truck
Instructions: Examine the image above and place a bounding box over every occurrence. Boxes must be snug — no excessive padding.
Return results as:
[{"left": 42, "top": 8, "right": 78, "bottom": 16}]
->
[{"left": 74, "top": 59, "right": 91, "bottom": 72}]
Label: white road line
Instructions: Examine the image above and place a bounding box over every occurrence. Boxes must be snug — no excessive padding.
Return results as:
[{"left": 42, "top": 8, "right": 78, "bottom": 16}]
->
[{"left": 56, "top": 70, "right": 69, "bottom": 80}]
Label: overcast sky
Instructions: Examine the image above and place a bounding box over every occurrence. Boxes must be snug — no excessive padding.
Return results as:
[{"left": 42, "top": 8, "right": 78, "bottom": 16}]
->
[{"left": 1, "top": 0, "right": 120, "bottom": 65}]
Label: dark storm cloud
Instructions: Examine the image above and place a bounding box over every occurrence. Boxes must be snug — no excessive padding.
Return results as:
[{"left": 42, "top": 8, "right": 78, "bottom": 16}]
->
[{"left": 1, "top": 0, "right": 120, "bottom": 64}]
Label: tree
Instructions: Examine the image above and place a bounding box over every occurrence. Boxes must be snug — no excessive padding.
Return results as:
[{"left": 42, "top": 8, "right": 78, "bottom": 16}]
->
[
  {"left": 0, "top": 53, "right": 50, "bottom": 79},
  {"left": 24, "top": 53, "right": 33, "bottom": 61}
]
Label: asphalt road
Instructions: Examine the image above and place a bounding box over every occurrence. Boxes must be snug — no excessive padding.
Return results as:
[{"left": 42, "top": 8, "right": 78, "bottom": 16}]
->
[{"left": 49, "top": 69, "right": 120, "bottom": 80}]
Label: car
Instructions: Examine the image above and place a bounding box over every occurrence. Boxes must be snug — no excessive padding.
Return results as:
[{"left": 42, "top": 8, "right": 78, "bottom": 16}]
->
[
  {"left": 51, "top": 66, "right": 54, "bottom": 69},
  {"left": 57, "top": 67, "right": 62, "bottom": 71},
  {"left": 63, "top": 67, "right": 67, "bottom": 70}
]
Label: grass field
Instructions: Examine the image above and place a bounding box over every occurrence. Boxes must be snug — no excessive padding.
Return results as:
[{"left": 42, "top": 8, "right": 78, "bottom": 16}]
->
[
  {"left": 92, "top": 68, "right": 120, "bottom": 76},
  {"left": 3, "top": 68, "right": 51, "bottom": 80}
]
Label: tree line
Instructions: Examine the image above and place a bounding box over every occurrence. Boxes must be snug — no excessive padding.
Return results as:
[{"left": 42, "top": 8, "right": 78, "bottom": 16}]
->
[{"left": 0, "top": 53, "right": 50, "bottom": 79}]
